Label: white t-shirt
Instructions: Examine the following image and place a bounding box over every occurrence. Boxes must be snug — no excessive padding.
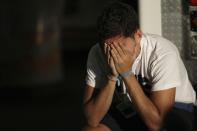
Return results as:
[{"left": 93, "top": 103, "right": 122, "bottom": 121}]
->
[{"left": 86, "top": 34, "right": 196, "bottom": 104}]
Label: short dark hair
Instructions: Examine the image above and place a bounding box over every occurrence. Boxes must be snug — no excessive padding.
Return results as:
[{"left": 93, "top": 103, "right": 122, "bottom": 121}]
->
[{"left": 97, "top": 1, "right": 139, "bottom": 44}]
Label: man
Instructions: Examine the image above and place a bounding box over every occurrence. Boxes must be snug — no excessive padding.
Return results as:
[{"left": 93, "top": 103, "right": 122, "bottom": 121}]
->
[{"left": 82, "top": 2, "right": 196, "bottom": 131}]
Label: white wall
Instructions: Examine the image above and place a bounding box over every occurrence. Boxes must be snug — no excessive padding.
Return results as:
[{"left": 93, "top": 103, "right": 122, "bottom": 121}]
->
[{"left": 138, "top": 0, "right": 162, "bottom": 35}]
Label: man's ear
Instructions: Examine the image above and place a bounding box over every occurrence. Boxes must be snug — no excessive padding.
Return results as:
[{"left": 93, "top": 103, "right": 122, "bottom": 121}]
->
[{"left": 134, "top": 29, "right": 142, "bottom": 44}]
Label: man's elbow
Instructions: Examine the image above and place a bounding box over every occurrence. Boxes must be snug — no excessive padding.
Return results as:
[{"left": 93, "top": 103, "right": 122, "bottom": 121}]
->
[
  {"left": 149, "top": 124, "right": 162, "bottom": 131},
  {"left": 148, "top": 119, "right": 162, "bottom": 131},
  {"left": 84, "top": 108, "right": 100, "bottom": 127},
  {"left": 87, "top": 117, "right": 100, "bottom": 127}
]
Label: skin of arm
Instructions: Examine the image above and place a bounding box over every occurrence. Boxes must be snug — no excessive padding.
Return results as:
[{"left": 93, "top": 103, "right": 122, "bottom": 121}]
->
[
  {"left": 83, "top": 80, "right": 116, "bottom": 127},
  {"left": 83, "top": 44, "right": 118, "bottom": 127},
  {"left": 123, "top": 75, "right": 175, "bottom": 131},
  {"left": 110, "top": 34, "right": 176, "bottom": 131}
]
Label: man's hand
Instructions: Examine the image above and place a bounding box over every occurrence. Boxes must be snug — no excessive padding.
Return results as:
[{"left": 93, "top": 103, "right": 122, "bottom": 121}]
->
[
  {"left": 110, "top": 42, "right": 138, "bottom": 74},
  {"left": 104, "top": 43, "right": 119, "bottom": 78}
]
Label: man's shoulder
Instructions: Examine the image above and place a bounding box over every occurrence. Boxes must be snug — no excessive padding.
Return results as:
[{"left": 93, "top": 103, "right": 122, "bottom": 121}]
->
[
  {"left": 141, "top": 33, "right": 181, "bottom": 66},
  {"left": 143, "top": 33, "right": 170, "bottom": 42},
  {"left": 89, "top": 43, "right": 100, "bottom": 52},
  {"left": 143, "top": 33, "right": 179, "bottom": 54},
  {"left": 88, "top": 43, "right": 103, "bottom": 61}
]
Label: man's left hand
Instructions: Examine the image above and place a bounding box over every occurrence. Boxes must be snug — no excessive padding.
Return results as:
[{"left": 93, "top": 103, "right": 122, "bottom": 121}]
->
[{"left": 110, "top": 42, "right": 138, "bottom": 74}]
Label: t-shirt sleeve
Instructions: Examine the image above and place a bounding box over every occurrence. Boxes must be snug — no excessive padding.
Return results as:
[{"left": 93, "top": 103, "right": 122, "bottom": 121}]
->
[
  {"left": 85, "top": 46, "right": 103, "bottom": 88},
  {"left": 150, "top": 53, "right": 182, "bottom": 91}
]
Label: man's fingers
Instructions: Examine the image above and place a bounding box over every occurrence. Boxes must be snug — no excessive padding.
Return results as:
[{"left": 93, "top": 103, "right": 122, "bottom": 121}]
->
[
  {"left": 113, "top": 43, "right": 125, "bottom": 56},
  {"left": 117, "top": 42, "right": 127, "bottom": 55},
  {"left": 104, "top": 43, "right": 109, "bottom": 62},
  {"left": 107, "top": 44, "right": 111, "bottom": 64},
  {"left": 104, "top": 43, "right": 107, "bottom": 55},
  {"left": 110, "top": 44, "right": 120, "bottom": 56},
  {"left": 109, "top": 56, "right": 118, "bottom": 76},
  {"left": 110, "top": 48, "right": 119, "bottom": 63}
]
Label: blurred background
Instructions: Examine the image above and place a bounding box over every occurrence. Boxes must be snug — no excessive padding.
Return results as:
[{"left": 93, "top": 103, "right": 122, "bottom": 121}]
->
[{"left": 0, "top": 0, "right": 196, "bottom": 130}]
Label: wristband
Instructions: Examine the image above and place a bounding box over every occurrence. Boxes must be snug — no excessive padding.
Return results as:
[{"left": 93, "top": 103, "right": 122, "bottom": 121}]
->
[
  {"left": 120, "top": 70, "right": 134, "bottom": 78},
  {"left": 107, "top": 75, "right": 118, "bottom": 81}
]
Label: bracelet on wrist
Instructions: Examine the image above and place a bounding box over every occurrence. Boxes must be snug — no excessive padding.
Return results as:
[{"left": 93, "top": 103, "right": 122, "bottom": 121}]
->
[
  {"left": 120, "top": 70, "right": 134, "bottom": 78},
  {"left": 107, "top": 75, "right": 118, "bottom": 82}
]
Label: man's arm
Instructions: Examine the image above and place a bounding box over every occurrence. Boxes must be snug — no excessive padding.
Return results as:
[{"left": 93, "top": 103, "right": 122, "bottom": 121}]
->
[
  {"left": 83, "top": 43, "right": 118, "bottom": 127},
  {"left": 83, "top": 79, "right": 116, "bottom": 127},
  {"left": 123, "top": 75, "right": 175, "bottom": 131},
  {"left": 110, "top": 41, "right": 175, "bottom": 131}
]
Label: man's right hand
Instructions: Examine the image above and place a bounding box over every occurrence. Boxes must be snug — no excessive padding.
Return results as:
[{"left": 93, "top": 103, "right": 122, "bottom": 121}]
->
[{"left": 104, "top": 43, "right": 119, "bottom": 79}]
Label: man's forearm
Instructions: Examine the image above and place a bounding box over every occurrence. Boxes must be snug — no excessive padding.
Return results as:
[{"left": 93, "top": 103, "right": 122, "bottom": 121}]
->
[
  {"left": 84, "top": 79, "right": 116, "bottom": 127},
  {"left": 123, "top": 75, "right": 162, "bottom": 131}
]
